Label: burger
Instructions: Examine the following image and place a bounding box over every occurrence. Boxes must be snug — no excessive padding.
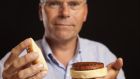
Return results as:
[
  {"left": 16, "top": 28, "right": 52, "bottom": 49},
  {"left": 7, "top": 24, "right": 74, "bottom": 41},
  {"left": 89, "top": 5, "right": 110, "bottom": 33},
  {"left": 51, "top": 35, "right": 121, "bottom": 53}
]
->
[{"left": 70, "top": 62, "right": 107, "bottom": 79}]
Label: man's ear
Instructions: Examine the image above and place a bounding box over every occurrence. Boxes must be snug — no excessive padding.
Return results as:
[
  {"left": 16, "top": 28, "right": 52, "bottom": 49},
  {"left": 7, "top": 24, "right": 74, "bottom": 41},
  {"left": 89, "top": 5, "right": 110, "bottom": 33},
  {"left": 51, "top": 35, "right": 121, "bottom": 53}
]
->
[
  {"left": 39, "top": 3, "right": 43, "bottom": 21},
  {"left": 83, "top": 4, "right": 88, "bottom": 22}
]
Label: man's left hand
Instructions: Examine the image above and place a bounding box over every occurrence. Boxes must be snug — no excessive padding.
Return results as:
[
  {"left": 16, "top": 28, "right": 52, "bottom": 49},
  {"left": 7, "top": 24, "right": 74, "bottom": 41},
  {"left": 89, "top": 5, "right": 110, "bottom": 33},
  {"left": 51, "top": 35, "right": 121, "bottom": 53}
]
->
[{"left": 97, "top": 58, "right": 123, "bottom": 79}]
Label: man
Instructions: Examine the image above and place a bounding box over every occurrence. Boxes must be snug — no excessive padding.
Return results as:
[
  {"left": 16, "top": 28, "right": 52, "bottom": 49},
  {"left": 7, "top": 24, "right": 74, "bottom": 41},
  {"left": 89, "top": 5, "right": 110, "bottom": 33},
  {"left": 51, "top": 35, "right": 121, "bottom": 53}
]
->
[{"left": 0, "top": 0, "right": 125, "bottom": 79}]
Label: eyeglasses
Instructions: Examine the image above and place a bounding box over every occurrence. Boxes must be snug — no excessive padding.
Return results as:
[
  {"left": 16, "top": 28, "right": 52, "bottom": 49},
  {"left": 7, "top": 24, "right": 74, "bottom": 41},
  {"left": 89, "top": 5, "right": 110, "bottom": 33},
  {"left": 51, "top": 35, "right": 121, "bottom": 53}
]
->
[{"left": 42, "top": 0, "right": 86, "bottom": 10}]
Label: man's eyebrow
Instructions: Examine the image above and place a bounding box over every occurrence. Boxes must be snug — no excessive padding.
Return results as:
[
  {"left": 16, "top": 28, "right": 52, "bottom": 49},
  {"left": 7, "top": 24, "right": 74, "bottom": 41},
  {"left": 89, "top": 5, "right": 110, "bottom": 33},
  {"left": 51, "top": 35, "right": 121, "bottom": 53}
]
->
[
  {"left": 68, "top": 0, "right": 87, "bottom": 3},
  {"left": 44, "top": 0, "right": 85, "bottom": 1},
  {"left": 41, "top": 0, "right": 86, "bottom": 3}
]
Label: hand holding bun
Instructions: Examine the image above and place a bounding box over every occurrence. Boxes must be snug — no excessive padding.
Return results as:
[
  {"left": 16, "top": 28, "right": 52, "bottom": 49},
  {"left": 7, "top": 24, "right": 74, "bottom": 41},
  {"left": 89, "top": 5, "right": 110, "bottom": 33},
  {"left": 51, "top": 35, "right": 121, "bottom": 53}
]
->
[
  {"left": 27, "top": 38, "right": 48, "bottom": 71},
  {"left": 3, "top": 38, "right": 48, "bottom": 79}
]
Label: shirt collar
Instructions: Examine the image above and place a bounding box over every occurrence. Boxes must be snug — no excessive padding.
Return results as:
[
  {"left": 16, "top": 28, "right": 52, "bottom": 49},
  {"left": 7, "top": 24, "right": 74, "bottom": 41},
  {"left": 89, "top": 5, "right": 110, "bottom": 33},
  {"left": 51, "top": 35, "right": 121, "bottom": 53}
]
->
[
  {"left": 41, "top": 36, "right": 83, "bottom": 64},
  {"left": 41, "top": 36, "right": 53, "bottom": 62}
]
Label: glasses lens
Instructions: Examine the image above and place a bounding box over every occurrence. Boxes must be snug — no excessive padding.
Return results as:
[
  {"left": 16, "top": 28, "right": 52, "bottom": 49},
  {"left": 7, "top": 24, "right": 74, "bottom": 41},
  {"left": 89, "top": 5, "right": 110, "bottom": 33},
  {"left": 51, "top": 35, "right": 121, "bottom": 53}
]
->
[{"left": 44, "top": 0, "right": 86, "bottom": 10}]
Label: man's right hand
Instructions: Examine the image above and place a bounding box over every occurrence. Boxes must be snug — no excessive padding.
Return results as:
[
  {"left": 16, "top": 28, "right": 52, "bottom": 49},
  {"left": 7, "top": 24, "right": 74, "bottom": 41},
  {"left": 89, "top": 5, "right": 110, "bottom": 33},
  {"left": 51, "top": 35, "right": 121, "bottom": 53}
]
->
[{"left": 2, "top": 38, "right": 47, "bottom": 79}]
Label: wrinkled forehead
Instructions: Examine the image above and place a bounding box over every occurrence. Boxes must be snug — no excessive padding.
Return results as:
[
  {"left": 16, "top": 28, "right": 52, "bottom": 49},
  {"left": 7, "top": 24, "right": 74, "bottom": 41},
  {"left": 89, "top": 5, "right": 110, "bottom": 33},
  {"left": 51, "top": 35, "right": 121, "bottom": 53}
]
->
[{"left": 40, "top": 0, "right": 87, "bottom": 3}]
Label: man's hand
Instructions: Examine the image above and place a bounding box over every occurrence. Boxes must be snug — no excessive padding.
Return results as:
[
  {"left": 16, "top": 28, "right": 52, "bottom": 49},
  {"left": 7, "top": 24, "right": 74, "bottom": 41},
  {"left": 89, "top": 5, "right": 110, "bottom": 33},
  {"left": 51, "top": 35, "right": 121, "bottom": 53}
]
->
[
  {"left": 2, "top": 38, "right": 47, "bottom": 79},
  {"left": 97, "top": 58, "right": 123, "bottom": 79}
]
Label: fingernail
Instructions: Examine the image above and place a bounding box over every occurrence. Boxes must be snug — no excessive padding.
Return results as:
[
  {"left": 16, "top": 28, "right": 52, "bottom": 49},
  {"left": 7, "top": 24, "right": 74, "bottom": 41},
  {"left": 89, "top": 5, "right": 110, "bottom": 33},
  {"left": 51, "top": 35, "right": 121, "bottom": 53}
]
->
[
  {"left": 38, "top": 64, "right": 44, "bottom": 68},
  {"left": 32, "top": 52, "right": 38, "bottom": 57},
  {"left": 42, "top": 71, "right": 48, "bottom": 77}
]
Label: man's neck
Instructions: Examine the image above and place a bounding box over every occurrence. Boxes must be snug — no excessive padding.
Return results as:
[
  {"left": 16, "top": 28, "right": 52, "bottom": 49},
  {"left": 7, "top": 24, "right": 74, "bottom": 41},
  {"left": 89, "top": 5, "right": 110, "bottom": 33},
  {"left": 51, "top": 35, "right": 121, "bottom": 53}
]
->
[{"left": 46, "top": 37, "right": 78, "bottom": 67}]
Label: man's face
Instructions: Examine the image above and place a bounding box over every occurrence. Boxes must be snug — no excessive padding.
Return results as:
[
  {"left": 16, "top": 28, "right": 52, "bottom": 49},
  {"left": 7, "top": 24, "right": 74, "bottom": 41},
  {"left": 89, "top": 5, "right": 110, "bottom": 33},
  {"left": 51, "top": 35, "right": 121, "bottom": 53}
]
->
[{"left": 40, "top": 0, "right": 88, "bottom": 41}]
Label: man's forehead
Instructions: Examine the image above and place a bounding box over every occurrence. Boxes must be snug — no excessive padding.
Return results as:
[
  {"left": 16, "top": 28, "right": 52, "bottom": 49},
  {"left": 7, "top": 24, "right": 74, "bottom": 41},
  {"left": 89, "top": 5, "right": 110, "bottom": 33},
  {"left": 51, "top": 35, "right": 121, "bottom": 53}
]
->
[
  {"left": 41, "top": 0, "right": 85, "bottom": 2},
  {"left": 46, "top": 0, "right": 84, "bottom": 1}
]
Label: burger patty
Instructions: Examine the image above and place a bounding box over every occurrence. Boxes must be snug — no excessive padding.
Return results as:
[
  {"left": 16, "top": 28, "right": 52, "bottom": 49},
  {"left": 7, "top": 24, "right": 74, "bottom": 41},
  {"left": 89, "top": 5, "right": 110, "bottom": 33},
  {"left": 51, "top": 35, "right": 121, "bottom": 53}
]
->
[{"left": 72, "top": 62, "right": 104, "bottom": 71}]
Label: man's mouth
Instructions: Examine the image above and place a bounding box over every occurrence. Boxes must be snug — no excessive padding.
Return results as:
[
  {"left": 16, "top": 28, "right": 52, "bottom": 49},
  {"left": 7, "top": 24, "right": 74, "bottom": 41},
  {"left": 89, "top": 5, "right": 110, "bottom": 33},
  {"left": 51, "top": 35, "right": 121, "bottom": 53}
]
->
[
  {"left": 55, "top": 24, "right": 72, "bottom": 26},
  {"left": 54, "top": 23, "right": 74, "bottom": 30},
  {"left": 54, "top": 23, "right": 74, "bottom": 27}
]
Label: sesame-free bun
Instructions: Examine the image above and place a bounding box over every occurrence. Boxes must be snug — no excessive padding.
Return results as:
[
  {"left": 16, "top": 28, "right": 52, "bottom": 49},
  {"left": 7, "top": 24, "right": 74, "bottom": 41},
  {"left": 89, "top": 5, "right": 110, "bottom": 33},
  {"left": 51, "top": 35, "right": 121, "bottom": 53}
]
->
[{"left": 27, "top": 38, "right": 48, "bottom": 71}]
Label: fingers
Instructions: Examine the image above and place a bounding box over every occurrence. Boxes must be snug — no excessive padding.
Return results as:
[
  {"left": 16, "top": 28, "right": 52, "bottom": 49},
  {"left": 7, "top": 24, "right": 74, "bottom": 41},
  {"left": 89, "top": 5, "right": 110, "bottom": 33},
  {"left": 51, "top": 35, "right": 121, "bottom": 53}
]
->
[
  {"left": 5, "top": 52, "right": 38, "bottom": 74},
  {"left": 9, "top": 64, "right": 46, "bottom": 79},
  {"left": 3, "top": 38, "right": 47, "bottom": 79},
  {"left": 18, "top": 64, "right": 44, "bottom": 79},
  {"left": 4, "top": 38, "right": 33, "bottom": 68},
  {"left": 3, "top": 52, "right": 48, "bottom": 79},
  {"left": 111, "top": 58, "right": 123, "bottom": 71},
  {"left": 107, "top": 58, "right": 123, "bottom": 71},
  {"left": 104, "top": 58, "right": 124, "bottom": 79},
  {"left": 28, "top": 71, "right": 47, "bottom": 79}
]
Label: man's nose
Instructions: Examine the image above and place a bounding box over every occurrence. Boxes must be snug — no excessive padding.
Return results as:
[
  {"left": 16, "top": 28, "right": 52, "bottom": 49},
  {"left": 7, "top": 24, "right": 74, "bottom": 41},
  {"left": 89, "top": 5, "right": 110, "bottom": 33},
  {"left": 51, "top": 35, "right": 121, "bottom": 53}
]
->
[{"left": 59, "top": 3, "right": 70, "bottom": 18}]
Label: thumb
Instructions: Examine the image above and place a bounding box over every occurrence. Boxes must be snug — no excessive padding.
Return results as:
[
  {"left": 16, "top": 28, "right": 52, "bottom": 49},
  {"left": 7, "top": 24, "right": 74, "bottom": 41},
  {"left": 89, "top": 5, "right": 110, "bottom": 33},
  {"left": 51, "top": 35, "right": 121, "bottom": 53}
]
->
[{"left": 109, "top": 58, "right": 123, "bottom": 71}]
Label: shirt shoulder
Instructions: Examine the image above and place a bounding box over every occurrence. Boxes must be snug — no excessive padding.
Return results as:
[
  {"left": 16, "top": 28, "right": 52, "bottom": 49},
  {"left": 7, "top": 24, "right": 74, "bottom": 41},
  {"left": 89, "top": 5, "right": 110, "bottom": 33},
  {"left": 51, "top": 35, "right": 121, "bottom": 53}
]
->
[
  {"left": 79, "top": 37, "right": 110, "bottom": 51},
  {"left": 35, "top": 39, "right": 42, "bottom": 47},
  {"left": 79, "top": 37, "right": 117, "bottom": 65}
]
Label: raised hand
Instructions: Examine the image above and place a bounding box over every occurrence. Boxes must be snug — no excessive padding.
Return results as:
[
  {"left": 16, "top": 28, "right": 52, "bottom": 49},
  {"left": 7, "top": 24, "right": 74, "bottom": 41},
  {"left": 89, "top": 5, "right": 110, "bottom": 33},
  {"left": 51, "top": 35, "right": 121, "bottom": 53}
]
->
[
  {"left": 2, "top": 38, "right": 47, "bottom": 79},
  {"left": 96, "top": 58, "right": 123, "bottom": 79}
]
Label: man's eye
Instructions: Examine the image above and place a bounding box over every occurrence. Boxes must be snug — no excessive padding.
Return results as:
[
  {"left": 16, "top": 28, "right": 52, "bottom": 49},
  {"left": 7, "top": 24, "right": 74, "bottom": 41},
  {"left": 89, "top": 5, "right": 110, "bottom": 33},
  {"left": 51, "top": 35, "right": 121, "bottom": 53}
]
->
[
  {"left": 47, "top": 1, "right": 60, "bottom": 7},
  {"left": 68, "top": 2, "right": 80, "bottom": 7}
]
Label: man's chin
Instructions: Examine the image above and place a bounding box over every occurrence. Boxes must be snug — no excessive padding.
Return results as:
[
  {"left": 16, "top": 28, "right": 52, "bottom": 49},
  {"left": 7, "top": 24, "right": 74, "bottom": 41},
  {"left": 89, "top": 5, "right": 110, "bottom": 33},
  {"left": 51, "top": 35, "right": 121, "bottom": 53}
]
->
[{"left": 54, "top": 35, "right": 77, "bottom": 42}]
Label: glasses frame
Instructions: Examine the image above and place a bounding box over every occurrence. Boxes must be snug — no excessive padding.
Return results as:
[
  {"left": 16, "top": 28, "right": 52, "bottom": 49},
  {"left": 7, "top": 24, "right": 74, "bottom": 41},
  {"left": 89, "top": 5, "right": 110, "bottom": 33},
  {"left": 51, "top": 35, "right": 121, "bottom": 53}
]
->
[{"left": 40, "top": 0, "right": 87, "bottom": 10}]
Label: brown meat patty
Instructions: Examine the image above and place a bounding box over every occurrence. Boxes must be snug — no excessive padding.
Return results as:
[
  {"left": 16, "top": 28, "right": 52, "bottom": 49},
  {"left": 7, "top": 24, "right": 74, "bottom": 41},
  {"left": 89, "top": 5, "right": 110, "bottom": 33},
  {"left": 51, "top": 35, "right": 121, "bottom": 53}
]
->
[{"left": 72, "top": 62, "right": 104, "bottom": 71}]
